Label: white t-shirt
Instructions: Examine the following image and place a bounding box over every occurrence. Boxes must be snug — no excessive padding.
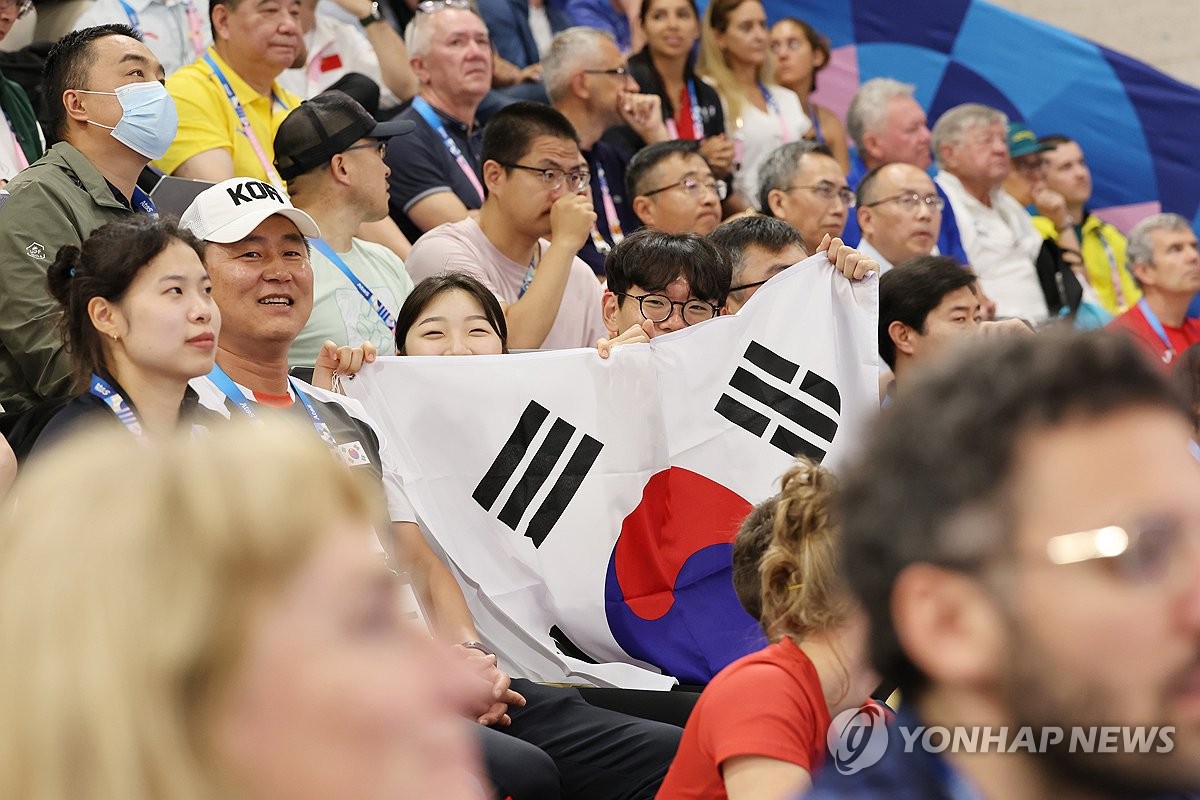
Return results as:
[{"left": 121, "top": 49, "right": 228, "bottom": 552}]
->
[
  {"left": 404, "top": 217, "right": 607, "bottom": 350},
  {"left": 726, "top": 82, "right": 809, "bottom": 209},
  {"left": 936, "top": 171, "right": 1049, "bottom": 323},
  {"left": 289, "top": 237, "right": 415, "bottom": 366},
  {"left": 73, "top": 0, "right": 212, "bottom": 77},
  {"left": 279, "top": 10, "right": 399, "bottom": 109}
]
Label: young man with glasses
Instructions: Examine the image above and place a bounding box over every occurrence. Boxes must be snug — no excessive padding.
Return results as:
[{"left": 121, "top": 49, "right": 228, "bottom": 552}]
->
[
  {"left": 601, "top": 228, "right": 728, "bottom": 339},
  {"left": 856, "top": 161, "right": 945, "bottom": 274},
  {"left": 544, "top": 26, "right": 669, "bottom": 275},
  {"left": 808, "top": 330, "right": 1200, "bottom": 798},
  {"left": 272, "top": 90, "right": 417, "bottom": 367},
  {"left": 627, "top": 139, "right": 727, "bottom": 236},
  {"left": 405, "top": 101, "right": 608, "bottom": 350},
  {"left": 758, "top": 140, "right": 853, "bottom": 253}
]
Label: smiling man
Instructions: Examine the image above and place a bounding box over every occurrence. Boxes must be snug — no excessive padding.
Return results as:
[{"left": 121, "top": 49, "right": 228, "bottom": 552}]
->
[
  {"left": 155, "top": 0, "right": 303, "bottom": 185},
  {"left": 404, "top": 101, "right": 606, "bottom": 350},
  {"left": 856, "top": 161, "right": 942, "bottom": 273}
]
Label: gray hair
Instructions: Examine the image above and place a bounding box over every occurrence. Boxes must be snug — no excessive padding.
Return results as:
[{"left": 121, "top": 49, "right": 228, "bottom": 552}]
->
[
  {"left": 542, "top": 27, "right": 616, "bottom": 104},
  {"left": 404, "top": 4, "right": 485, "bottom": 58},
  {"left": 846, "top": 78, "right": 916, "bottom": 156},
  {"left": 1127, "top": 212, "right": 1194, "bottom": 288},
  {"left": 930, "top": 103, "right": 1007, "bottom": 169},
  {"left": 757, "top": 140, "right": 826, "bottom": 215}
]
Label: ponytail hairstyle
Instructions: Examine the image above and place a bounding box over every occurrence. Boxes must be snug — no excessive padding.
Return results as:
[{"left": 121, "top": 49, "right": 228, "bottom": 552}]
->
[
  {"left": 758, "top": 458, "right": 851, "bottom": 644},
  {"left": 697, "top": 0, "right": 770, "bottom": 126},
  {"left": 46, "top": 216, "right": 207, "bottom": 391}
]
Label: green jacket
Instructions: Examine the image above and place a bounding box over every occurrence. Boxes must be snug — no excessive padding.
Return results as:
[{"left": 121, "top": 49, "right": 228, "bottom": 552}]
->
[{"left": 0, "top": 142, "right": 136, "bottom": 412}]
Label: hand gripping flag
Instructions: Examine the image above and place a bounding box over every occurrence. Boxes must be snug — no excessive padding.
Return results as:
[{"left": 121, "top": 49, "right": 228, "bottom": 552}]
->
[{"left": 346, "top": 253, "right": 879, "bottom": 688}]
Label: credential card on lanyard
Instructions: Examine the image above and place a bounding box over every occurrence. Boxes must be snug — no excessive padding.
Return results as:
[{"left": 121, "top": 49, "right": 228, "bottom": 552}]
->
[{"left": 203, "top": 53, "right": 288, "bottom": 192}]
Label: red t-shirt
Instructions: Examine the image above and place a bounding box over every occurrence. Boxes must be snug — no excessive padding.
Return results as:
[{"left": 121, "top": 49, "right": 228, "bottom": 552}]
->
[
  {"left": 656, "top": 638, "right": 831, "bottom": 800},
  {"left": 1108, "top": 303, "right": 1200, "bottom": 369}
]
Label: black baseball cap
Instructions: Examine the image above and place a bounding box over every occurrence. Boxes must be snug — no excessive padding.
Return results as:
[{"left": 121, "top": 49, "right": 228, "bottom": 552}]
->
[{"left": 274, "top": 90, "right": 414, "bottom": 182}]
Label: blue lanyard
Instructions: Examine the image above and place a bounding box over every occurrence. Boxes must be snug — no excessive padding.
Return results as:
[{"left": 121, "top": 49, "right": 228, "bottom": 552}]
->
[
  {"left": 310, "top": 238, "right": 395, "bottom": 331},
  {"left": 117, "top": 0, "right": 141, "bottom": 32},
  {"left": 758, "top": 82, "right": 790, "bottom": 141},
  {"left": 206, "top": 364, "right": 338, "bottom": 447},
  {"left": 685, "top": 79, "right": 704, "bottom": 139},
  {"left": 132, "top": 185, "right": 157, "bottom": 215},
  {"left": 412, "top": 96, "right": 485, "bottom": 202},
  {"left": 89, "top": 373, "right": 144, "bottom": 436},
  {"left": 1138, "top": 298, "right": 1177, "bottom": 363},
  {"left": 519, "top": 251, "right": 536, "bottom": 298},
  {"left": 202, "top": 52, "right": 289, "bottom": 189}
]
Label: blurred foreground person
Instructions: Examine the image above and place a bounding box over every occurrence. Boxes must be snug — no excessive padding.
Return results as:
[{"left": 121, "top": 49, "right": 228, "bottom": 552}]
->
[{"left": 0, "top": 421, "right": 484, "bottom": 800}]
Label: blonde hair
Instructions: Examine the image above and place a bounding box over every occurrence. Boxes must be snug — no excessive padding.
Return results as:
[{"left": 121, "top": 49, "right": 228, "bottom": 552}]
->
[
  {"left": 0, "top": 420, "right": 381, "bottom": 800},
  {"left": 697, "top": 0, "right": 770, "bottom": 126},
  {"left": 758, "top": 458, "right": 851, "bottom": 643}
]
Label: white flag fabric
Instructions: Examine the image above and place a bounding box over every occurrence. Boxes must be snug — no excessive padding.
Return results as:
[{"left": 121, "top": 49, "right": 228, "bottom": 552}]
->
[{"left": 346, "top": 253, "right": 879, "bottom": 689}]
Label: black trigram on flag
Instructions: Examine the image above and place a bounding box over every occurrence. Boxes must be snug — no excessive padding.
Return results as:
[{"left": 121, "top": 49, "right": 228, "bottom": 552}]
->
[
  {"left": 472, "top": 401, "right": 603, "bottom": 548},
  {"left": 715, "top": 341, "right": 841, "bottom": 462}
]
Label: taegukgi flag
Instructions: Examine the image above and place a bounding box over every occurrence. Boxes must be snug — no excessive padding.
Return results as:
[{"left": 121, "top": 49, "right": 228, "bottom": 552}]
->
[{"left": 346, "top": 253, "right": 879, "bottom": 689}]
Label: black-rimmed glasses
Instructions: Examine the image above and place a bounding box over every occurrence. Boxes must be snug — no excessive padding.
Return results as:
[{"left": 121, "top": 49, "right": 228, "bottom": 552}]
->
[
  {"left": 344, "top": 141, "right": 387, "bottom": 159},
  {"left": 617, "top": 292, "right": 719, "bottom": 326},
  {"left": 642, "top": 177, "right": 728, "bottom": 201},
  {"left": 864, "top": 192, "right": 945, "bottom": 212},
  {"left": 729, "top": 277, "right": 770, "bottom": 293},
  {"left": 501, "top": 163, "right": 591, "bottom": 193}
]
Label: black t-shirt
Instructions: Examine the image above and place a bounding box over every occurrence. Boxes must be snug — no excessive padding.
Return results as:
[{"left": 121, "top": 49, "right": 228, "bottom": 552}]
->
[
  {"left": 386, "top": 101, "right": 485, "bottom": 243},
  {"left": 578, "top": 140, "right": 644, "bottom": 276}
]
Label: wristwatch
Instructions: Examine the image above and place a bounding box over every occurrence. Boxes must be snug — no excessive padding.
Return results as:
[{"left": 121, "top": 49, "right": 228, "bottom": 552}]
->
[{"left": 359, "top": 1, "right": 383, "bottom": 27}]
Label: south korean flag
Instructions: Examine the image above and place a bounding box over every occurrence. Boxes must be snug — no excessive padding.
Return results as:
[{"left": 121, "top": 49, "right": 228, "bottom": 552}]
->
[{"left": 346, "top": 253, "right": 878, "bottom": 688}]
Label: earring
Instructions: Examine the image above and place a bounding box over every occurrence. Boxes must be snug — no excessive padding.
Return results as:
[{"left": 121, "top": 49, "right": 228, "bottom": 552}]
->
[{"left": 111, "top": 333, "right": 119, "bottom": 341}]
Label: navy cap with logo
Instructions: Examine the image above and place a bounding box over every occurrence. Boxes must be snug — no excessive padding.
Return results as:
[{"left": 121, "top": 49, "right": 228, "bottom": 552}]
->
[{"left": 273, "top": 90, "right": 415, "bottom": 182}]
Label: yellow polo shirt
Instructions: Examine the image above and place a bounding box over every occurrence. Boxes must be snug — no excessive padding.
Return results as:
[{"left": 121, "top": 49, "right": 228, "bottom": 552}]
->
[{"left": 155, "top": 48, "right": 301, "bottom": 185}]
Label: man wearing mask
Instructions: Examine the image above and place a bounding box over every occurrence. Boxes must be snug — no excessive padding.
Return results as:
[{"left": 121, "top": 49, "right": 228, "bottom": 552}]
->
[{"left": 0, "top": 24, "right": 176, "bottom": 411}]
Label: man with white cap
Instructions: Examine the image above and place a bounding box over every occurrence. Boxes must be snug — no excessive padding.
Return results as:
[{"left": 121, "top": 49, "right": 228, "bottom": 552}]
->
[{"left": 179, "top": 176, "right": 684, "bottom": 800}]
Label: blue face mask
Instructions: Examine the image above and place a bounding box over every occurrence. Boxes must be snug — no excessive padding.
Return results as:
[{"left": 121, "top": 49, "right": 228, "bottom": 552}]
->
[{"left": 77, "top": 81, "right": 179, "bottom": 160}]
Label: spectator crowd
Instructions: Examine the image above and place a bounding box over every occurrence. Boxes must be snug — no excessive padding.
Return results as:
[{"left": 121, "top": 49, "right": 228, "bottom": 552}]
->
[{"left": 0, "top": 0, "right": 1198, "bottom": 798}]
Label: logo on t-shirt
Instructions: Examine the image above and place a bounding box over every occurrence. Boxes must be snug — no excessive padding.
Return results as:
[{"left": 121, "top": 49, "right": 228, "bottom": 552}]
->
[{"left": 25, "top": 242, "right": 45, "bottom": 260}]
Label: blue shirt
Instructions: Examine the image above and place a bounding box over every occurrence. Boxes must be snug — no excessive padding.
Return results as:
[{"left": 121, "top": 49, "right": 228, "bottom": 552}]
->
[{"left": 564, "top": 0, "right": 630, "bottom": 51}]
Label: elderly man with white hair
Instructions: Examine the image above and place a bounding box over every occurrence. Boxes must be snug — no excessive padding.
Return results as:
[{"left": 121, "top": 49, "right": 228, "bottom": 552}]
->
[
  {"left": 384, "top": 0, "right": 492, "bottom": 242},
  {"left": 933, "top": 102, "right": 1049, "bottom": 323},
  {"left": 543, "top": 25, "right": 668, "bottom": 275}
]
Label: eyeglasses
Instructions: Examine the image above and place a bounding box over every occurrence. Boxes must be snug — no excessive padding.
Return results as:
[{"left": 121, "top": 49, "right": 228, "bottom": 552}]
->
[
  {"left": 617, "top": 292, "right": 719, "bottom": 326},
  {"left": 501, "top": 163, "right": 591, "bottom": 193},
  {"left": 863, "top": 192, "right": 944, "bottom": 212},
  {"left": 344, "top": 141, "right": 387, "bottom": 159},
  {"left": 1013, "top": 157, "right": 1047, "bottom": 175},
  {"left": 729, "top": 277, "right": 770, "bottom": 293},
  {"left": 769, "top": 38, "right": 805, "bottom": 54},
  {"left": 0, "top": 0, "right": 33, "bottom": 18},
  {"left": 642, "top": 177, "right": 728, "bottom": 201},
  {"left": 417, "top": 0, "right": 469, "bottom": 12},
  {"left": 583, "top": 67, "right": 631, "bottom": 78},
  {"left": 1044, "top": 515, "right": 1196, "bottom": 587},
  {"left": 787, "top": 182, "right": 856, "bottom": 207}
]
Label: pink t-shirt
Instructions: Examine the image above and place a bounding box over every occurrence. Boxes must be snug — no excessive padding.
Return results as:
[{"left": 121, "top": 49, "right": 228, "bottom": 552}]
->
[{"left": 405, "top": 217, "right": 607, "bottom": 350}]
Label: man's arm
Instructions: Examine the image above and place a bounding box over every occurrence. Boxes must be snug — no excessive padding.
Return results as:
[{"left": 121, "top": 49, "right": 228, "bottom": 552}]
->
[
  {"left": 171, "top": 148, "right": 236, "bottom": 182},
  {"left": 501, "top": 192, "right": 595, "bottom": 349},
  {"left": 391, "top": 521, "right": 481, "bottom": 644},
  {"left": 329, "top": 0, "right": 420, "bottom": 102},
  {"left": 405, "top": 192, "right": 476, "bottom": 234}
]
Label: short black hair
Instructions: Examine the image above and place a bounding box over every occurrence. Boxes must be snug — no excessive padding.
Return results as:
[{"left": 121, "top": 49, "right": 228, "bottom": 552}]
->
[
  {"left": 855, "top": 163, "right": 888, "bottom": 207},
  {"left": 605, "top": 228, "right": 730, "bottom": 305},
  {"left": 481, "top": 102, "right": 580, "bottom": 175},
  {"left": 1037, "top": 133, "right": 1074, "bottom": 150},
  {"left": 879, "top": 256, "right": 977, "bottom": 369},
  {"left": 839, "top": 330, "right": 1191, "bottom": 700},
  {"left": 208, "top": 0, "right": 247, "bottom": 41},
  {"left": 626, "top": 140, "right": 707, "bottom": 198},
  {"left": 43, "top": 25, "right": 142, "bottom": 141},
  {"left": 395, "top": 273, "right": 509, "bottom": 354},
  {"left": 708, "top": 216, "right": 806, "bottom": 288}
]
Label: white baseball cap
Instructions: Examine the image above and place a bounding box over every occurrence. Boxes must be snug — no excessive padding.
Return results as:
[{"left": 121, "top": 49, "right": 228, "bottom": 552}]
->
[{"left": 179, "top": 177, "right": 321, "bottom": 243}]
